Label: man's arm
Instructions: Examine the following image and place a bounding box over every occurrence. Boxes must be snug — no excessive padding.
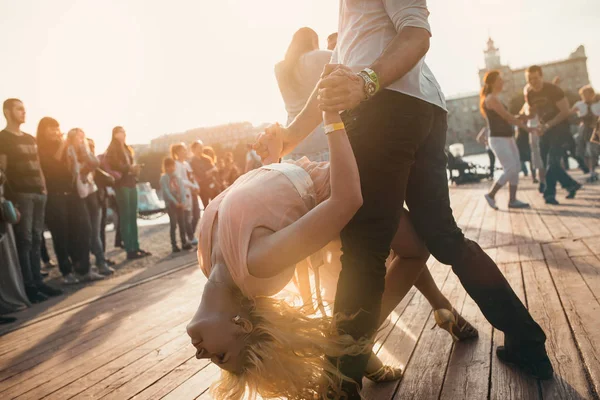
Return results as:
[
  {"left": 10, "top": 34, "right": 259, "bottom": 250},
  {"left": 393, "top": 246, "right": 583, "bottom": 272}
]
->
[
  {"left": 319, "top": 2, "right": 432, "bottom": 112},
  {"left": 544, "top": 97, "right": 571, "bottom": 130},
  {"left": 370, "top": 26, "right": 430, "bottom": 89}
]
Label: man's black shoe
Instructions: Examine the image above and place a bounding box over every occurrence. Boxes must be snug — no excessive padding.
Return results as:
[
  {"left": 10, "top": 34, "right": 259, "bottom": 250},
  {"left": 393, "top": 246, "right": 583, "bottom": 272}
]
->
[
  {"left": 566, "top": 183, "right": 582, "bottom": 199},
  {"left": 496, "top": 346, "right": 554, "bottom": 380},
  {"left": 26, "top": 287, "right": 48, "bottom": 304},
  {"left": 0, "top": 316, "right": 17, "bottom": 324},
  {"left": 545, "top": 197, "right": 560, "bottom": 205},
  {"left": 37, "top": 283, "right": 63, "bottom": 297}
]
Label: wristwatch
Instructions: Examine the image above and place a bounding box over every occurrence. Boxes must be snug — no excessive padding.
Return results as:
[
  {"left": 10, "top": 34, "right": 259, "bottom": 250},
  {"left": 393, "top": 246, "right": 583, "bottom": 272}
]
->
[{"left": 357, "top": 68, "right": 380, "bottom": 100}]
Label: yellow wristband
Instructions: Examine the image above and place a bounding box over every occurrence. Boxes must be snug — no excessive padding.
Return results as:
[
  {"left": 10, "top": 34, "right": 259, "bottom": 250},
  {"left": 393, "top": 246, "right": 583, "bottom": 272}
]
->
[{"left": 324, "top": 122, "right": 345, "bottom": 135}]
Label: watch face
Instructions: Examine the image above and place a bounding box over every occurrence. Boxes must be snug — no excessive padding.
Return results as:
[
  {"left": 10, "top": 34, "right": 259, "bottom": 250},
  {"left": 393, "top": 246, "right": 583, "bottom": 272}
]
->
[{"left": 366, "top": 82, "right": 377, "bottom": 96}]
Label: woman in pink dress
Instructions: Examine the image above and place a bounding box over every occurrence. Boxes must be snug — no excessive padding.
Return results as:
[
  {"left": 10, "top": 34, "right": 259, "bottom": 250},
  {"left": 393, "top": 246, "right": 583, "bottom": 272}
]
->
[{"left": 187, "top": 104, "right": 477, "bottom": 400}]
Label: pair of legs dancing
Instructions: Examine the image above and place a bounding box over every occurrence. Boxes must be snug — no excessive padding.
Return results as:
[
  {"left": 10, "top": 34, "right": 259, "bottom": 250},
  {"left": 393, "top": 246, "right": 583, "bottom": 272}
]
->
[
  {"left": 331, "top": 90, "right": 550, "bottom": 398},
  {"left": 485, "top": 136, "right": 529, "bottom": 209}
]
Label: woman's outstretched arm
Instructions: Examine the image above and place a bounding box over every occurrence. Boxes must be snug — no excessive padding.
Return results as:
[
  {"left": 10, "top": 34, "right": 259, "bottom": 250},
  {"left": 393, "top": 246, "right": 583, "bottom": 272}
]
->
[{"left": 247, "top": 108, "right": 362, "bottom": 279}]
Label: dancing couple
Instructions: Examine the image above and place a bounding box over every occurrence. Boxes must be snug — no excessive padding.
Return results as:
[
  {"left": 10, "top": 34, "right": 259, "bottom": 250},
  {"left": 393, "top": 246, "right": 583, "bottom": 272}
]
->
[{"left": 187, "top": 1, "right": 552, "bottom": 399}]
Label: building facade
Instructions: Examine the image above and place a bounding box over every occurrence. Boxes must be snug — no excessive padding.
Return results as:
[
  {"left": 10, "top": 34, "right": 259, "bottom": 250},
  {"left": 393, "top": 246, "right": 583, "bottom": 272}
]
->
[{"left": 447, "top": 38, "right": 590, "bottom": 154}]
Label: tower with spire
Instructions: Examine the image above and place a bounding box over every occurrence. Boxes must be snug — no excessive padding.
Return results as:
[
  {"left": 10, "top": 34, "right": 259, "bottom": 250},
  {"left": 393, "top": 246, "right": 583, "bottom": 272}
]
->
[{"left": 484, "top": 37, "right": 502, "bottom": 70}]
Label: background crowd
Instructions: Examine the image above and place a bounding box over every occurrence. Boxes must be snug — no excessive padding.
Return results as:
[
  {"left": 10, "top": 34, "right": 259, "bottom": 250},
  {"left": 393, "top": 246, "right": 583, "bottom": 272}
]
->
[
  {"left": 0, "top": 99, "right": 153, "bottom": 324},
  {"left": 0, "top": 97, "right": 265, "bottom": 325}
]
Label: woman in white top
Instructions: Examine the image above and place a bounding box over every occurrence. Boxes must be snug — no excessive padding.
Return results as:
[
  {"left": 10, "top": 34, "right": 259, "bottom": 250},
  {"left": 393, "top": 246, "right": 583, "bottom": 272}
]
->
[
  {"left": 571, "top": 85, "right": 600, "bottom": 182},
  {"left": 171, "top": 143, "right": 199, "bottom": 245},
  {"left": 67, "top": 129, "right": 112, "bottom": 280},
  {"left": 275, "top": 27, "right": 331, "bottom": 162}
]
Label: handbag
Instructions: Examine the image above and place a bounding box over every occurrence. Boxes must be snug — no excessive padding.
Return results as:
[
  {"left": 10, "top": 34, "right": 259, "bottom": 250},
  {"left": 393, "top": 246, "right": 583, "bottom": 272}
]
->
[
  {"left": 95, "top": 167, "right": 116, "bottom": 188},
  {"left": 0, "top": 172, "right": 19, "bottom": 224},
  {"left": 0, "top": 198, "right": 19, "bottom": 224}
]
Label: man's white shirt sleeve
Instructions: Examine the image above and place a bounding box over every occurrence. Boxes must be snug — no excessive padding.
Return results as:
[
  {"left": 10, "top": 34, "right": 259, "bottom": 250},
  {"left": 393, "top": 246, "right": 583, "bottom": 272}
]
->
[{"left": 383, "top": 0, "right": 432, "bottom": 35}]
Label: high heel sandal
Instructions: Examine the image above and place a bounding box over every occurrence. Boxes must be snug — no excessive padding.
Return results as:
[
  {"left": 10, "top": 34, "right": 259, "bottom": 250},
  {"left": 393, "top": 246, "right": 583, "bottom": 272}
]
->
[
  {"left": 433, "top": 308, "right": 479, "bottom": 341},
  {"left": 365, "top": 365, "right": 403, "bottom": 383}
]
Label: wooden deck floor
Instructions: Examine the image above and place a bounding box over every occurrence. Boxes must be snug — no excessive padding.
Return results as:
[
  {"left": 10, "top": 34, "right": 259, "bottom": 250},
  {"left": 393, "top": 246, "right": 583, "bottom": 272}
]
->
[{"left": 1, "top": 174, "right": 599, "bottom": 400}]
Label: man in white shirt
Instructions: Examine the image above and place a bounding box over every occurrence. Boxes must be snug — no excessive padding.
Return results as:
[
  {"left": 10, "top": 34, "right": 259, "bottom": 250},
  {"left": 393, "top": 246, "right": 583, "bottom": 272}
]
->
[{"left": 255, "top": 1, "right": 551, "bottom": 395}]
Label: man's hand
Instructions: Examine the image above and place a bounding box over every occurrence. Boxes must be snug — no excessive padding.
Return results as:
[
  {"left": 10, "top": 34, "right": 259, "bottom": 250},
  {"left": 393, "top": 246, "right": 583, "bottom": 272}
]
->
[
  {"left": 253, "top": 123, "right": 285, "bottom": 165},
  {"left": 318, "top": 65, "right": 364, "bottom": 112}
]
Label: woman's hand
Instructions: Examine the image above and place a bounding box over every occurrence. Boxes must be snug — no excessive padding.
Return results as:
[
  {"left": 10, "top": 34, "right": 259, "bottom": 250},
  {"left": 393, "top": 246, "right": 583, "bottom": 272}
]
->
[
  {"left": 253, "top": 123, "right": 285, "bottom": 164},
  {"left": 131, "top": 164, "right": 142, "bottom": 176}
]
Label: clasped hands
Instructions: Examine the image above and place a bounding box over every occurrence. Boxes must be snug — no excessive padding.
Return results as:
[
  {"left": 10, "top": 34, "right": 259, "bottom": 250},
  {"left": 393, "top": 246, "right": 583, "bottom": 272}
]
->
[{"left": 253, "top": 64, "right": 363, "bottom": 164}]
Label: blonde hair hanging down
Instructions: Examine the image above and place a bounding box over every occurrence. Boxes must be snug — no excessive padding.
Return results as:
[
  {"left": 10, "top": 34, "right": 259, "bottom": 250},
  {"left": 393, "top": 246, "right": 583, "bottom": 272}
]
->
[{"left": 210, "top": 290, "right": 372, "bottom": 400}]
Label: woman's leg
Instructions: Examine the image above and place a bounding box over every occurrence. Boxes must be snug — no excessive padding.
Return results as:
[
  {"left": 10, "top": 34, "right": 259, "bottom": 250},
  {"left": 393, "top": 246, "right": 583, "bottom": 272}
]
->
[
  {"left": 366, "top": 212, "right": 475, "bottom": 381},
  {"left": 128, "top": 187, "right": 140, "bottom": 252},
  {"left": 87, "top": 193, "right": 106, "bottom": 266},
  {"left": 115, "top": 187, "right": 131, "bottom": 252}
]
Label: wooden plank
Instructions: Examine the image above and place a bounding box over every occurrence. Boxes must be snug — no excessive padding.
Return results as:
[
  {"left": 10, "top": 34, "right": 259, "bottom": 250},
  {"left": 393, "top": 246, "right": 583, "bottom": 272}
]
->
[
  {"left": 100, "top": 342, "right": 194, "bottom": 400},
  {"left": 520, "top": 190, "right": 553, "bottom": 243},
  {"left": 439, "top": 282, "right": 493, "bottom": 399},
  {"left": 0, "top": 290, "right": 194, "bottom": 394},
  {"left": 510, "top": 205, "right": 532, "bottom": 245},
  {"left": 361, "top": 261, "right": 451, "bottom": 400},
  {"left": 2, "top": 305, "right": 193, "bottom": 399},
  {"left": 495, "top": 210, "right": 514, "bottom": 247},
  {"left": 393, "top": 271, "right": 468, "bottom": 400},
  {"left": 44, "top": 322, "right": 190, "bottom": 400},
  {"left": 518, "top": 244, "right": 544, "bottom": 262},
  {"left": 524, "top": 189, "right": 571, "bottom": 241},
  {"left": 479, "top": 193, "right": 498, "bottom": 249},
  {"left": 496, "top": 245, "right": 520, "bottom": 264},
  {"left": 0, "top": 269, "right": 203, "bottom": 363},
  {"left": 522, "top": 260, "right": 594, "bottom": 399},
  {"left": 560, "top": 239, "right": 592, "bottom": 258},
  {"left": 570, "top": 255, "right": 600, "bottom": 304},
  {"left": 130, "top": 358, "right": 210, "bottom": 400},
  {"left": 464, "top": 195, "right": 486, "bottom": 244},
  {"left": 162, "top": 364, "right": 221, "bottom": 400},
  {"left": 544, "top": 252, "right": 600, "bottom": 397},
  {"left": 582, "top": 236, "right": 600, "bottom": 256},
  {"left": 0, "top": 289, "right": 194, "bottom": 385},
  {"left": 490, "top": 263, "right": 539, "bottom": 400}
]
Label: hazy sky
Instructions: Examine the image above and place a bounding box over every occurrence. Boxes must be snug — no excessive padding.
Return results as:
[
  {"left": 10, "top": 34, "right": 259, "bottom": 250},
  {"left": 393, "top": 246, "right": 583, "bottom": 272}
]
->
[{"left": 1, "top": 0, "right": 599, "bottom": 150}]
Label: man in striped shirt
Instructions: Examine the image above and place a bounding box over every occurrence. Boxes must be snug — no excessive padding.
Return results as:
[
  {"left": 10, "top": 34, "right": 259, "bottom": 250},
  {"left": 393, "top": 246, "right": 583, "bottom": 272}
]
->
[{"left": 0, "top": 98, "right": 63, "bottom": 303}]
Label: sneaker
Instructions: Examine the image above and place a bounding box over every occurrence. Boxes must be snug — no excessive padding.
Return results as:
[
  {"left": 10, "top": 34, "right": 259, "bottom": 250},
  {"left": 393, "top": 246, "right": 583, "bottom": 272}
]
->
[
  {"left": 533, "top": 178, "right": 539, "bottom": 184},
  {"left": 37, "top": 283, "right": 64, "bottom": 297},
  {"left": 76, "top": 271, "right": 105, "bottom": 282},
  {"left": 484, "top": 194, "right": 499, "bottom": 210},
  {"left": 41, "top": 271, "right": 49, "bottom": 278},
  {"left": 127, "top": 251, "right": 145, "bottom": 260},
  {"left": 97, "top": 264, "right": 115, "bottom": 276},
  {"left": 545, "top": 197, "right": 560, "bottom": 205},
  {"left": 182, "top": 243, "right": 193, "bottom": 251},
  {"left": 496, "top": 346, "right": 554, "bottom": 380},
  {"left": 172, "top": 246, "right": 181, "bottom": 253},
  {"left": 538, "top": 182, "right": 546, "bottom": 194},
  {"left": 63, "top": 273, "right": 80, "bottom": 285},
  {"left": 190, "top": 238, "right": 199, "bottom": 246},
  {"left": 566, "top": 183, "right": 582, "bottom": 199},
  {"left": 0, "top": 316, "right": 17, "bottom": 325},
  {"left": 25, "top": 287, "right": 48, "bottom": 304},
  {"left": 508, "top": 200, "right": 530, "bottom": 209},
  {"left": 106, "top": 258, "right": 117, "bottom": 266}
]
